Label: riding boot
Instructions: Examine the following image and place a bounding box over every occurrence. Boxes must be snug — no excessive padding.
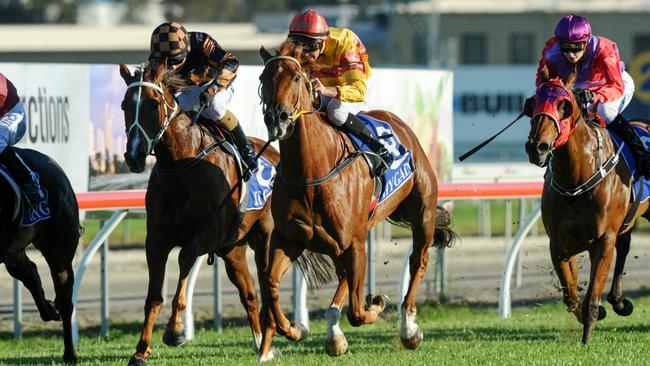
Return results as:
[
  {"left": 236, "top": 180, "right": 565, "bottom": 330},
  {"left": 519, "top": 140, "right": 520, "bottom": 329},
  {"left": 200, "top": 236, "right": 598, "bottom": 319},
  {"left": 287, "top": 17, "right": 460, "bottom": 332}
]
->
[
  {"left": 0, "top": 146, "right": 45, "bottom": 207},
  {"left": 230, "top": 124, "right": 258, "bottom": 179},
  {"left": 608, "top": 115, "right": 650, "bottom": 178},
  {"left": 343, "top": 113, "right": 394, "bottom": 175}
]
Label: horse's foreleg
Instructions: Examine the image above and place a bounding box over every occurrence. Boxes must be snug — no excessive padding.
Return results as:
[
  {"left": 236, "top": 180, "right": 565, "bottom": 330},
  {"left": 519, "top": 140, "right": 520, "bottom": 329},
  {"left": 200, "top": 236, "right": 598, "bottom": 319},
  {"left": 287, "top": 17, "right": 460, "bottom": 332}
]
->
[
  {"left": 129, "top": 238, "right": 172, "bottom": 366},
  {"left": 325, "top": 262, "right": 349, "bottom": 357},
  {"left": 43, "top": 252, "right": 77, "bottom": 364},
  {"left": 163, "top": 246, "right": 197, "bottom": 347},
  {"left": 607, "top": 232, "right": 634, "bottom": 316},
  {"left": 222, "top": 244, "right": 262, "bottom": 352},
  {"left": 583, "top": 239, "right": 616, "bottom": 344},
  {"left": 550, "top": 245, "right": 582, "bottom": 322},
  {"left": 259, "top": 234, "right": 305, "bottom": 361},
  {"left": 254, "top": 226, "right": 273, "bottom": 354},
  {"left": 4, "top": 251, "right": 60, "bottom": 322},
  {"left": 398, "top": 222, "right": 434, "bottom": 350}
]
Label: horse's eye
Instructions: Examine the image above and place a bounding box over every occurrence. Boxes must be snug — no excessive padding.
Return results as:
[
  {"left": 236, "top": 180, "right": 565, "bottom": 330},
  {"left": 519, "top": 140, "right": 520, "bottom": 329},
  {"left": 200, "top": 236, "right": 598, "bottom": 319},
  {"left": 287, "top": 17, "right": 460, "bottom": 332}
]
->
[{"left": 294, "top": 75, "right": 300, "bottom": 82}]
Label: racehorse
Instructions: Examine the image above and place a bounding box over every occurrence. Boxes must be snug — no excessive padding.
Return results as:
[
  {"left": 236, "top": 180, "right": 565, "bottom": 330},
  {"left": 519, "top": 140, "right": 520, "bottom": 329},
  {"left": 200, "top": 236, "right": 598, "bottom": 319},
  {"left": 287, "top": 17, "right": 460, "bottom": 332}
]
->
[
  {"left": 525, "top": 70, "right": 649, "bottom": 344},
  {"left": 256, "top": 41, "right": 457, "bottom": 360},
  {"left": 118, "top": 61, "right": 286, "bottom": 365},
  {"left": 0, "top": 149, "right": 80, "bottom": 364}
]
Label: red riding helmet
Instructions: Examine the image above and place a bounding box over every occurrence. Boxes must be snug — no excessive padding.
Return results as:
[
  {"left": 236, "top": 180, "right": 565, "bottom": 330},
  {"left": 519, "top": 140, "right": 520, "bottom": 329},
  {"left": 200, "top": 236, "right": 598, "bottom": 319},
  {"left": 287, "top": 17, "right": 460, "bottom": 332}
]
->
[{"left": 289, "top": 10, "right": 329, "bottom": 40}]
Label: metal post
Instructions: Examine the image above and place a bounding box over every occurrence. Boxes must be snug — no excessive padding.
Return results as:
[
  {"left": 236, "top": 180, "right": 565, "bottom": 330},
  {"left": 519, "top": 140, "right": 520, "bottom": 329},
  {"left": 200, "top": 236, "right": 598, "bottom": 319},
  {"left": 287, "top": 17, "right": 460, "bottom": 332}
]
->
[
  {"left": 435, "top": 247, "right": 447, "bottom": 300},
  {"left": 100, "top": 219, "right": 110, "bottom": 338},
  {"left": 480, "top": 200, "right": 491, "bottom": 237},
  {"left": 292, "top": 266, "right": 309, "bottom": 330},
  {"left": 367, "top": 227, "right": 376, "bottom": 296},
  {"left": 212, "top": 257, "right": 222, "bottom": 332},
  {"left": 13, "top": 278, "right": 22, "bottom": 340},
  {"left": 397, "top": 244, "right": 413, "bottom": 314},
  {"left": 183, "top": 255, "right": 205, "bottom": 341}
]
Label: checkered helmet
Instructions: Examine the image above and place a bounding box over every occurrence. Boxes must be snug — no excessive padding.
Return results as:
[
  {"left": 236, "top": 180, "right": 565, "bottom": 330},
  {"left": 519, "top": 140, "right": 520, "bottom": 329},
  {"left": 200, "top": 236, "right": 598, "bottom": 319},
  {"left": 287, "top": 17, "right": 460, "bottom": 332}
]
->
[
  {"left": 150, "top": 22, "right": 190, "bottom": 62},
  {"left": 289, "top": 10, "right": 329, "bottom": 40}
]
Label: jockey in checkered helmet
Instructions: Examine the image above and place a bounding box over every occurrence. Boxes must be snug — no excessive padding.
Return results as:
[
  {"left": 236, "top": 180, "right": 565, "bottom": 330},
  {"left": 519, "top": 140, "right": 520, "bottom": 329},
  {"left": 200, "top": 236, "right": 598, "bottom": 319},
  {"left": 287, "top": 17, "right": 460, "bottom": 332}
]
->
[
  {"left": 287, "top": 9, "right": 394, "bottom": 174},
  {"left": 148, "top": 21, "right": 259, "bottom": 179}
]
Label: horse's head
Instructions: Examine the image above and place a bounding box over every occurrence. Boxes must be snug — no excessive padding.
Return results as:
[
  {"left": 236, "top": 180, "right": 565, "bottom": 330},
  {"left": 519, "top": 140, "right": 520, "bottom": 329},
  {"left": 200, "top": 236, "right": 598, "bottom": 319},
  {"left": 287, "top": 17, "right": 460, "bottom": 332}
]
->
[
  {"left": 118, "top": 62, "right": 183, "bottom": 173},
  {"left": 525, "top": 72, "right": 581, "bottom": 167},
  {"left": 259, "top": 40, "right": 316, "bottom": 141}
]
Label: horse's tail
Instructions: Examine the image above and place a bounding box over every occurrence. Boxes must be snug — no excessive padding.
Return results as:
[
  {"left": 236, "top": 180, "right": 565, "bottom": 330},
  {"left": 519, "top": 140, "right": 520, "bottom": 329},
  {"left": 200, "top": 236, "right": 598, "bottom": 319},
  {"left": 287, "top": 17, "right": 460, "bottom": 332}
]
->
[
  {"left": 295, "top": 251, "right": 336, "bottom": 292},
  {"left": 433, "top": 205, "right": 458, "bottom": 249}
]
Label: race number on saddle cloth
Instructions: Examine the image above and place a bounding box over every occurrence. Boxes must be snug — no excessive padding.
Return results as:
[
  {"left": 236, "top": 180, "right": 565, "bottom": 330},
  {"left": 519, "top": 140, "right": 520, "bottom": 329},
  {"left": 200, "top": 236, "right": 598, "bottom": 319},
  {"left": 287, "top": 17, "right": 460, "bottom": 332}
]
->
[
  {"left": 345, "top": 113, "right": 414, "bottom": 206},
  {"left": 227, "top": 143, "right": 275, "bottom": 212},
  {"left": 608, "top": 128, "right": 650, "bottom": 203},
  {"left": 0, "top": 164, "right": 51, "bottom": 226}
]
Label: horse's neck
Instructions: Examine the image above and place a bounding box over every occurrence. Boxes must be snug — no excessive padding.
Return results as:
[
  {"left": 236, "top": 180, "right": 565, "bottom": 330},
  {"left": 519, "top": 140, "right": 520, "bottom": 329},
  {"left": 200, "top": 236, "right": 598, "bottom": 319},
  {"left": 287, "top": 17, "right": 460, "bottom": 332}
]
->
[
  {"left": 155, "top": 115, "right": 206, "bottom": 164},
  {"left": 552, "top": 121, "right": 604, "bottom": 186},
  {"left": 279, "top": 113, "right": 344, "bottom": 179}
]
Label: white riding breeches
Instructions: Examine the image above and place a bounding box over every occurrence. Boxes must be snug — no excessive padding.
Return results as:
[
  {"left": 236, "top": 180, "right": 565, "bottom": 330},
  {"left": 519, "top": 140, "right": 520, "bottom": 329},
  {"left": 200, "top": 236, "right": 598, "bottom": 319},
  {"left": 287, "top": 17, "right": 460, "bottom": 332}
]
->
[
  {"left": 0, "top": 101, "right": 27, "bottom": 154},
  {"left": 595, "top": 71, "right": 635, "bottom": 124},
  {"left": 176, "top": 83, "right": 234, "bottom": 122},
  {"left": 320, "top": 95, "right": 366, "bottom": 126}
]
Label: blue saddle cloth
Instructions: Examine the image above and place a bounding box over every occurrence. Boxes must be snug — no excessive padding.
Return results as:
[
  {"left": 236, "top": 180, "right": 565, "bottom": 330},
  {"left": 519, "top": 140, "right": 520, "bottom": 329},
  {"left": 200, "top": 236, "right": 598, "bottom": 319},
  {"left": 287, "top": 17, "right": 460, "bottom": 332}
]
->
[
  {"left": 346, "top": 113, "right": 414, "bottom": 205},
  {"left": 609, "top": 126, "right": 650, "bottom": 203},
  {"left": 0, "top": 165, "right": 51, "bottom": 226},
  {"left": 246, "top": 154, "right": 275, "bottom": 210}
]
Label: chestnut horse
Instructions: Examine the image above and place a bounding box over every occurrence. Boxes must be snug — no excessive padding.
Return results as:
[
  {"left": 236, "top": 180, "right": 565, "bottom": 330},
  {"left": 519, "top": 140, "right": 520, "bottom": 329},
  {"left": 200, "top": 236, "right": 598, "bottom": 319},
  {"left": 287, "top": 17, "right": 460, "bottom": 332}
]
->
[
  {"left": 525, "top": 73, "right": 649, "bottom": 344},
  {"left": 1, "top": 149, "right": 80, "bottom": 364},
  {"left": 256, "top": 42, "right": 457, "bottom": 360},
  {"left": 118, "top": 62, "right": 283, "bottom": 366}
]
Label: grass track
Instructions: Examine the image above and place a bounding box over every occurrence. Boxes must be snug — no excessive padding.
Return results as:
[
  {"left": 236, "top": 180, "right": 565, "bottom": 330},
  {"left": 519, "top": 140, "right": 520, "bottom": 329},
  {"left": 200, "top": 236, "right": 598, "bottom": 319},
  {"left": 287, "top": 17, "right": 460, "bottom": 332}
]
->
[{"left": 2, "top": 298, "right": 650, "bottom": 365}]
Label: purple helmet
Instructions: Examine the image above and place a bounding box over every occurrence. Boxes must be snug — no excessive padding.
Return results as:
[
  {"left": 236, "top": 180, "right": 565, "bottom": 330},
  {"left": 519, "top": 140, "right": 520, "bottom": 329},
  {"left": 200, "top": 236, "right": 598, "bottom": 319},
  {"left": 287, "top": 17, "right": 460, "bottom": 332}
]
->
[{"left": 554, "top": 14, "right": 592, "bottom": 43}]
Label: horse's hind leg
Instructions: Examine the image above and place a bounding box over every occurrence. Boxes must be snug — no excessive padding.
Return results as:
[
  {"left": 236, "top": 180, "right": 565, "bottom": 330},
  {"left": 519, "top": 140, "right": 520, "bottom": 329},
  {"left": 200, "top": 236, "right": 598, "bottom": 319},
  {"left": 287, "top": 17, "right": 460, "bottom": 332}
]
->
[
  {"left": 221, "top": 244, "right": 262, "bottom": 351},
  {"left": 42, "top": 245, "right": 77, "bottom": 364},
  {"left": 4, "top": 251, "right": 60, "bottom": 322},
  {"left": 607, "top": 232, "right": 634, "bottom": 316},
  {"left": 325, "top": 262, "right": 349, "bottom": 357},
  {"left": 129, "top": 235, "right": 172, "bottom": 366},
  {"left": 163, "top": 246, "right": 198, "bottom": 347}
]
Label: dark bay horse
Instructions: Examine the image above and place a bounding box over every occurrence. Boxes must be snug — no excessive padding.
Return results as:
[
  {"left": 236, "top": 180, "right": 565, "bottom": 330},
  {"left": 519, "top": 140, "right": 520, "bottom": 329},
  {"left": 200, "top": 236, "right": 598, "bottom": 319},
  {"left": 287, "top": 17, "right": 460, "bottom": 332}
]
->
[
  {"left": 118, "top": 62, "right": 282, "bottom": 365},
  {"left": 1, "top": 149, "right": 80, "bottom": 364},
  {"left": 525, "top": 72, "right": 649, "bottom": 344},
  {"left": 256, "top": 42, "right": 457, "bottom": 360}
]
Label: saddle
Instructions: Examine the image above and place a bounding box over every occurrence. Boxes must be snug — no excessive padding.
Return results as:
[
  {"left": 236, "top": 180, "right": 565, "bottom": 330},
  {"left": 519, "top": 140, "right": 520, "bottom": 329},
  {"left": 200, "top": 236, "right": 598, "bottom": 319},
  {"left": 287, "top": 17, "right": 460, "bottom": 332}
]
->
[{"left": 0, "top": 164, "right": 51, "bottom": 226}]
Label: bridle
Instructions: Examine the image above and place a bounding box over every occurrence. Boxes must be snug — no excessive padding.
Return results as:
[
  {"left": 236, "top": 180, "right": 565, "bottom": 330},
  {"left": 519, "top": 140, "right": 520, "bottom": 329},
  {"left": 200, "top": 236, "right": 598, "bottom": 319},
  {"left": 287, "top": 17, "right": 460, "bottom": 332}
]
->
[
  {"left": 260, "top": 55, "right": 316, "bottom": 138},
  {"left": 126, "top": 64, "right": 180, "bottom": 155}
]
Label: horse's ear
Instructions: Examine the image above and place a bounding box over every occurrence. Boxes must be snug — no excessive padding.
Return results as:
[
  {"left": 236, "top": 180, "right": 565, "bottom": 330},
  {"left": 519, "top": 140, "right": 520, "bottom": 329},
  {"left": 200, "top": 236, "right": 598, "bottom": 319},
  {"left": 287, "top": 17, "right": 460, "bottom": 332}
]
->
[
  {"left": 260, "top": 46, "right": 272, "bottom": 63},
  {"left": 539, "top": 65, "right": 550, "bottom": 83},
  {"left": 119, "top": 63, "right": 133, "bottom": 84},
  {"left": 565, "top": 71, "right": 577, "bottom": 90}
]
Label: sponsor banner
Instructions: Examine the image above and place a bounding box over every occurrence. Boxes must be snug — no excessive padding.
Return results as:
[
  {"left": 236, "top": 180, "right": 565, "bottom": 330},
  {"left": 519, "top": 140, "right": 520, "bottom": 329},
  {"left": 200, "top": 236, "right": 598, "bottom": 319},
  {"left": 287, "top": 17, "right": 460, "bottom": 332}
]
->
[
  {"left": 454, "top": 65, "right": 536, "bottom": 163},
  {"left": 624, "top": 51, "right": 650, "bottom": 119},
  {"left": 93, "top": 65, "right": 453, "bottom": 182},
  {"left": 1, "top": 63, "right": 90, "bottom": 193}
]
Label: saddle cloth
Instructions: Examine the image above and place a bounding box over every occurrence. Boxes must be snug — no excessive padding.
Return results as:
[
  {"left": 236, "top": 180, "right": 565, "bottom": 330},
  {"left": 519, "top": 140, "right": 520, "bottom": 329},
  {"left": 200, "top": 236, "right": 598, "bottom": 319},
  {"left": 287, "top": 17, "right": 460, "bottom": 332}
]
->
[
  {"left": 0, "top": 164, "right": 51, "bottom": 226},
  {"left": 609, "top": 126, "right": 650, "bottom": 203}
]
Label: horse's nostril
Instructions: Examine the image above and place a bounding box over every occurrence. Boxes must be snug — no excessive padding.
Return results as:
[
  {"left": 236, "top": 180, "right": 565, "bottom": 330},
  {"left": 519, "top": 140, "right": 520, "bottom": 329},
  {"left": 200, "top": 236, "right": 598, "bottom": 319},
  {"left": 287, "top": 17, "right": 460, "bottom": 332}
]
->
[
  {"left": 278, "top": 111, "right": 289, "bottom": 121},
  {"left": 537, "top": 143, "right": 550, "bottom": 153}
]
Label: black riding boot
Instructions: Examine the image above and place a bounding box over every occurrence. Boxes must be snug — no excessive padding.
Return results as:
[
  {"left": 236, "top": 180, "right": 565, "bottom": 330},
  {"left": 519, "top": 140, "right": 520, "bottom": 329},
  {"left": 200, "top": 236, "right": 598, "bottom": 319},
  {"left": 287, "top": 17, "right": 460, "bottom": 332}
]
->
[
  {"left": 0, "top": 146, "right": 45, "bottom": 207},
  {"left": 608, "top": 115, "right": 650, "bottom": 178},
  {"left": 230, "top": 124, "right": 258, "bottom": 180},
  {"left": 343, "top": 113, "right": 394, "bottom": 175}
]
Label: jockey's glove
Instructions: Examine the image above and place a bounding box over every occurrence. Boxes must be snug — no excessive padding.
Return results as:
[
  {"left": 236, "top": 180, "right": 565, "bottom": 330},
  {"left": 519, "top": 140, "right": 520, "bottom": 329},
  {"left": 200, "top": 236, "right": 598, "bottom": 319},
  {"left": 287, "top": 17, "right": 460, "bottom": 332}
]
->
[
  {"left": 523, "top": 96, "right": 535, "bottom": 117},
  {"left": 574, "top": 89, "right": 594, "bottom": 105},
  {"left": 199, "top": 89, "right": 215, "bottom": 108}
]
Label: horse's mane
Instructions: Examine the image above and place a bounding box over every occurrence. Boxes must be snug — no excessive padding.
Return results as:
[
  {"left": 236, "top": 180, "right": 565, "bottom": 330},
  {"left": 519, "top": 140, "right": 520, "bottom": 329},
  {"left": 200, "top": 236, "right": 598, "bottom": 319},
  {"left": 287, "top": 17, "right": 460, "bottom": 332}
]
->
[{"left": 144, "top": 60, "right": 188, "bottom": 95}]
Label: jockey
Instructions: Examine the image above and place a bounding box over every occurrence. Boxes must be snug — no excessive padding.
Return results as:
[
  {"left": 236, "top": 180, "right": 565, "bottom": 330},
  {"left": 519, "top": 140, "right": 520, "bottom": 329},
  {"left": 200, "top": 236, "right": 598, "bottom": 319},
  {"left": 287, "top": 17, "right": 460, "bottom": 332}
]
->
[
  {"left": 534, "top": 14, "right": 650, "bottom": 176},
  {"left": 149, "top": 22, "right": 258, "bottom": 177},
  {"left": 287, "top": 9, "right": 394, "bottom": 172},
  {"left": 0, "top": 72, "right": 47, "bottom": 212}
]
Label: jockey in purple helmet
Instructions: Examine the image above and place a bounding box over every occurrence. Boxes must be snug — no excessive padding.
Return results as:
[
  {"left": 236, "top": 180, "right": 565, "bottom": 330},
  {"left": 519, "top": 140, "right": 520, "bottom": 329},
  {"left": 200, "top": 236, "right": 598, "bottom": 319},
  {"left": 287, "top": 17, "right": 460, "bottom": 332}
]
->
[{"left": 530, "top": 14, "right": 649, "bottom": 177}]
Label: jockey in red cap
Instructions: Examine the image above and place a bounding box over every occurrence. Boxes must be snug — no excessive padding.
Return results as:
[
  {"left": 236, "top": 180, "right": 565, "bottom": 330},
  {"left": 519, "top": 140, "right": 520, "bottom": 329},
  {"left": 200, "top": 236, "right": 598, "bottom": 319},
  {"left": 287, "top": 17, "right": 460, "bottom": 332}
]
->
[
  {"left": 288, "top": 9, "right": 394, "bottom": 171},
  {"left": 0, "top": 72, "right": 48, "bottom": 213},
  {"left": 530, "top": 14, "right": 649, "bottom": 176}
]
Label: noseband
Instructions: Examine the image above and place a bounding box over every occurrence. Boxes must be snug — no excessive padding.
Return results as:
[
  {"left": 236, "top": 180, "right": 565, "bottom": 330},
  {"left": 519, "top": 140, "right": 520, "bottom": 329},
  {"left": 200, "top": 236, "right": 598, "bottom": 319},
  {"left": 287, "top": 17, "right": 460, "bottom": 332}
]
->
[
  {"left": 126, "top": 64, "right": 180, "bottom": 155},
  {"left": 260, "top": 55, "right": 316, "bottom": 136}
]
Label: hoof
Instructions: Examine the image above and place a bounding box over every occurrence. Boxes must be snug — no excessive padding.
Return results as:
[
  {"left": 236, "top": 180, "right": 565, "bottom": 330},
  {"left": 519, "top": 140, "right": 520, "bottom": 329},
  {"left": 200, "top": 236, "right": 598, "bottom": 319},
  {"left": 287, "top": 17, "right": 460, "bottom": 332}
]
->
[
  {"left": 128, "top": 355, "right": 147, "bottom": 366},
  {"left": 366, "top": 294, "right": 391, "bottom": 312},
  {"left": 289, "top": 321, "right": 309, "bottom": 341},
  {"left": 325, "top": 334, "right": 348, "bottom": 357},
  {"left": 63, "top": 350, "right": 78, "bottom": 365},
  {"left": 400, "top": 326, "right": 423, "bottom": 350},
  {"left": 612, "top": 298, "right": 634, "bottom": 316},
  {"left": 162, "top": 328, "right": 186, "bottom": 347},
  {"left": 598, "top": 305, "right": 607, "bottom": 320},
  {"left": 40, "top": 300, "right": 61, "bottom": 322},
  {"left": 259, "top": 348, "right": 280, "bottom": 362}
]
